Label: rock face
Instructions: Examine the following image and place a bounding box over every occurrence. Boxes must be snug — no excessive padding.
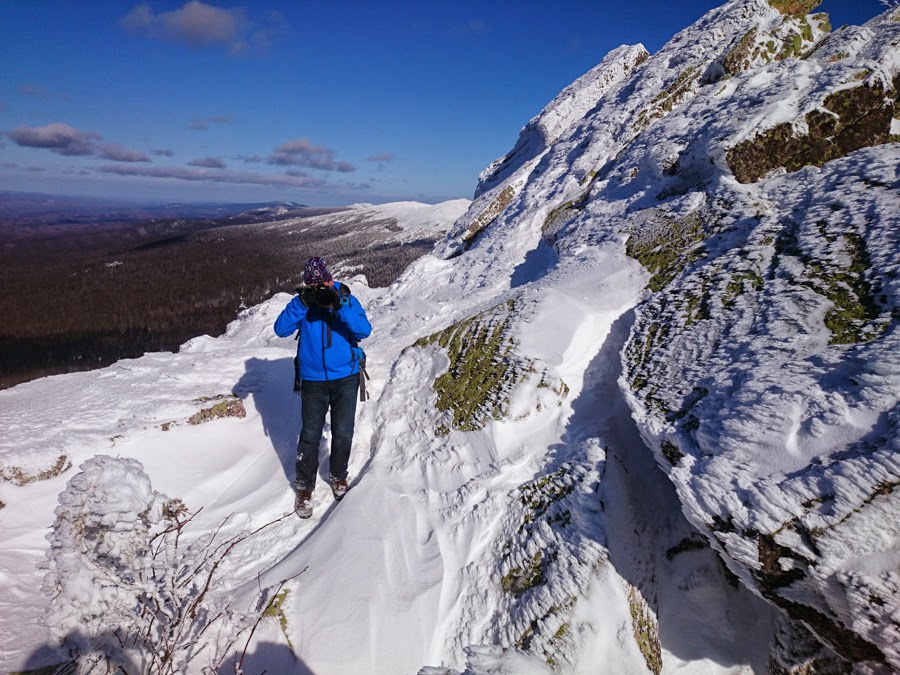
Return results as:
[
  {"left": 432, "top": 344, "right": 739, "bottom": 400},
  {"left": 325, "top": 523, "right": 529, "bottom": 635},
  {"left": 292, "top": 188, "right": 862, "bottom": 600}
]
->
[
  {"left": 727, "top": 74, "right": 900, "bottom": 182},
  {"left": 436, "top": 43, "right": 649, "bottom": 258},
  {"left": 438, "top": 0, "right": 900, "bottom": 669},
  {"left": 475, "top": 44, "right": 650, "bottom": 198}
]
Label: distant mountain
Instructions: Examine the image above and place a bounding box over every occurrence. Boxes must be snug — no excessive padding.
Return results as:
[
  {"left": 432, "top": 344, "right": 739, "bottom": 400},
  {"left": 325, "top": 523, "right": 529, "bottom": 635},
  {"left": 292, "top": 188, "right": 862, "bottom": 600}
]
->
[
  {"left": 0, "top": 198, "right": 469, "bottom": 390},
  {"left": 0, "top": 190, "right": 309, "bottom": 223}
]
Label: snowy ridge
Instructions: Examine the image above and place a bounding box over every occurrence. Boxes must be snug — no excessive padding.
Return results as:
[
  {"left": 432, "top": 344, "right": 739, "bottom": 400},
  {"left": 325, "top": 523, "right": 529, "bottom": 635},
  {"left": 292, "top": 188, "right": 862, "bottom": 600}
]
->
[
  {"left": 2, "top": 1, "right": 899, "bottom": 673},
  {"left": 436, "top": 0, "right": 899, "bottom": 669},
  {"left": 251, "top": 198, "right": 469, "bottom": 280},
  {"left": 348, "top": 199, "right": 472, "bottom": 231},
  {"left": 436, "top": 44, "right": 649, "bottom": 260},
  {"left": 475, "top": 44, "right": 650, "bottom": 198}
]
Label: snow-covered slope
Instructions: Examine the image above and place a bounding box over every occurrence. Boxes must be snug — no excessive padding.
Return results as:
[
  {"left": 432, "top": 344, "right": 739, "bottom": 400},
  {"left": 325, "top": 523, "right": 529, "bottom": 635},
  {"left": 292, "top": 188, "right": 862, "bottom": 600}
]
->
[
  {"left": 0, "top": 259, "right": 774, "bottom": 675},
  {"left": 260, "top": 198, "right": 471, "bottom": 245},
  {"left": 351, "top": 199, "right": 472, "bottom": 232},
  {"left": 432, "top": 0, "right": 899, "bottom": 669},
  {"left": 474, "top": 44, "right": 650, "bottom": 198},
  {"left": 426, "top": 0, "right": 899, "bottom": 669},
  {"left": 2, "top": 1, "right": 899, "bottom": 673}
]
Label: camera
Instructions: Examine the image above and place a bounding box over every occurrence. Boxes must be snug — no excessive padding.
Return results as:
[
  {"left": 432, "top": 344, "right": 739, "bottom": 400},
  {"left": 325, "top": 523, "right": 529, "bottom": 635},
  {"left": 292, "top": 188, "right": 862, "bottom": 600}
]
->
[{"left": 300, "top": 284, "right": 340, "bottom": 310}]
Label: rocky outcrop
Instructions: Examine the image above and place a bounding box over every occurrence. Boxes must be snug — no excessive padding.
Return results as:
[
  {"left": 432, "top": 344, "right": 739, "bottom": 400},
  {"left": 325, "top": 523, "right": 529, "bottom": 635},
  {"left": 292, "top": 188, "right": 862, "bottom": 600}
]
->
[
  {"left": 722, "top": 10, "right": 830, "bottom": 77},
  {"left": 614, "top": 6, "right": 900, "bottom": 666},
  {"left": 415, "top": 300, "right": 568, "bottom": 434},
  {"left": 428, "top": 0, "right": 899, "bottom": 668},
  {"left": 453, "top": 0, "right": 900, "bottom": 668},
  {"left": 0, "top": 455, "right": 71, "bottom": 486},
  {"left": 187, "top": 394, "right": 246, "bottom": 425},
  {"left": 728, "top": 74, "right": 899, "bottom": 182},
  {"left": 475, "top": 44, "right": 649, "bottom": 198},
  {"left": 768, "top": 0, "right": 821, "bottom": 17},
  {"left": 460, "top": 185, "right": 516, "bottom": 247}
]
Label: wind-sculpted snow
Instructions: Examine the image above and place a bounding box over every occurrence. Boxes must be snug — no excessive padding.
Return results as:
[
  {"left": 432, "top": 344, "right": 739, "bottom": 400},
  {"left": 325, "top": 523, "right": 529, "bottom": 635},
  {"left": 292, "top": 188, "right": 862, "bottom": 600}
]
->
[
  {"left": 429, "top": 0, "right": 900, "bottom": 668},
  {"left": 622, "top": 148, "right": 900, "bottom": 668},
  {"left": 41, "top": 456, "right": 265, "bottom": 673},
  {"left": 437, "top": 44, "right": 650, "bottom": 259},
  {"left": 558, "top": 2, "right": 900, "bottom": 670},
  {"left": 612, "top": 9, "right": 899, "bottom": 670}
]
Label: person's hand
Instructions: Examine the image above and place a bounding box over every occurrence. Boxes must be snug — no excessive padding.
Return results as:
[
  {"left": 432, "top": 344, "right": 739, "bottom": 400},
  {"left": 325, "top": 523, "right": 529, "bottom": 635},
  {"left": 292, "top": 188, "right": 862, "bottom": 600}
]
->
[{"left": 299, "top": 287, "right": 317, "bottom": 308}]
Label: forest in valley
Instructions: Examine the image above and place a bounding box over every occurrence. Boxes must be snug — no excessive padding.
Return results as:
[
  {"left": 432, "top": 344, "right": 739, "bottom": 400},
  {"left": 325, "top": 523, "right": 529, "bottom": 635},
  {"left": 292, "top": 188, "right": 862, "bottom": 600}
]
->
[{"left": 0, "top": 202, "right": 438, "bottom": 389}]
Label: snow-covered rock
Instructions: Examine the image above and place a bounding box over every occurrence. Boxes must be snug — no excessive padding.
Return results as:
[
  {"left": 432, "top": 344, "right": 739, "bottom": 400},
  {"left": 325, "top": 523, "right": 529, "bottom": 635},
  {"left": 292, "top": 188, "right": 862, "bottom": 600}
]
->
[
  {"left": 474, "top": 44, "right": 650, "bottom": 198},
  {"left": 437, "top": 0, "right": 900, "bottom": 669}
]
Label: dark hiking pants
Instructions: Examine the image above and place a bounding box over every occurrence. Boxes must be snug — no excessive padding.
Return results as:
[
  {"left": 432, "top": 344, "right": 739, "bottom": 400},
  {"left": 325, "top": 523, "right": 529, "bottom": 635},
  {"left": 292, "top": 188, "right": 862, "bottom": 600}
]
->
[{"left": 295, "top": 374, "right": 359, "bottom": 491}]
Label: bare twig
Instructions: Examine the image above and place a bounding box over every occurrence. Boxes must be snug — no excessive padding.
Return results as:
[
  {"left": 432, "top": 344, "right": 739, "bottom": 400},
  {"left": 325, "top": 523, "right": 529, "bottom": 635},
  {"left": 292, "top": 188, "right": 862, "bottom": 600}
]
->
[{"left": 187, "top": 512, "right": 294, "bottom": 620}]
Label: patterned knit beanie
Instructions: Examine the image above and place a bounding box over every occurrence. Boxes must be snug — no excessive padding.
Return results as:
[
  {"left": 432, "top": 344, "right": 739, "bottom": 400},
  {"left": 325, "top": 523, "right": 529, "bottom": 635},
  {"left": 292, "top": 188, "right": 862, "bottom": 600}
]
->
[{"left": 303, "top": 257, "right": 333, "bottom": 285}]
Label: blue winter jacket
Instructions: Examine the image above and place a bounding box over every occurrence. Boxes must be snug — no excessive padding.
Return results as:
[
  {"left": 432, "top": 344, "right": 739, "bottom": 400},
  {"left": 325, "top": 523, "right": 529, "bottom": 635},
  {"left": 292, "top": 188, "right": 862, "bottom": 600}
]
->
[{"left": 274, "top": 281, "right": 372, "bottom": 382}]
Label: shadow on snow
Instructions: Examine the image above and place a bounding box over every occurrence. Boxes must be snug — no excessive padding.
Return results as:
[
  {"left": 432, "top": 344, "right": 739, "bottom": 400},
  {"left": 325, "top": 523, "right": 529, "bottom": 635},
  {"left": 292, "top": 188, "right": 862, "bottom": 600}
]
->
[
  {"left": 17, "top": 634, "right": 310, "bottom": 675},
  {"left": 543, "top": 308, "right": 774, "bottom": 670}
]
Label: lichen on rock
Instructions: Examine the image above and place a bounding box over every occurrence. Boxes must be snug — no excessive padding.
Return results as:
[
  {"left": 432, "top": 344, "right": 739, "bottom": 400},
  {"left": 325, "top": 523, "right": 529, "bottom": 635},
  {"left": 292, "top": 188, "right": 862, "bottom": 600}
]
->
[
  {"left": 415, "top": 300, "right": 524, "bottom": 432},
  {"left": 768, "top": 0, "right": 822, "bottom": 17},
  {"left": 0, "top": 455, "right": 71, "bottom": 486},
  {"left": 628, "top": 586, "right": 662, "bottom": 675},
  {"left": 494, "top": 450, "right": 607, "bottom": 669},
  {"left": 187, "top": 395, "right": 246, "bottom": 425},
  {"left": 634, "top": 66, "right": 700, "bottom": 133},
  {"left": 624, "top": 208, "right": 710, "bottom": 293},
  {"left": 727, "top": 76, "right": 899, "bottom": 183},
  {"left": 462, "top": 185, "right": 516, "bottom": 246}
]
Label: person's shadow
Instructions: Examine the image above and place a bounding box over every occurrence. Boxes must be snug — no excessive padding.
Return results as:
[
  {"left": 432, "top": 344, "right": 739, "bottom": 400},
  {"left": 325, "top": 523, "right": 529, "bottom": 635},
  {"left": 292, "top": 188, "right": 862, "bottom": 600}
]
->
[
  {"left": 233, "top": 357, "right": 336, "bottom": 489},
  {"left": 18, "top": 635, "right": 312, "bottom": 674},
  {"left": 219, "top": 640, "right": 314, "bottom": 674},
  {"left": 233, "top": 356, "right": 301, "bottom": 488}
]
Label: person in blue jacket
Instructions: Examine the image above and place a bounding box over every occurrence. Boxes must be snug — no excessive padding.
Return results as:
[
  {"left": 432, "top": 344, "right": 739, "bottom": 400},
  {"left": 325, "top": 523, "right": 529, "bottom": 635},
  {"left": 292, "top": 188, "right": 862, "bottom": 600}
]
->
[{"left": 274, "top": 257, "right": 372, "bottom": 518}]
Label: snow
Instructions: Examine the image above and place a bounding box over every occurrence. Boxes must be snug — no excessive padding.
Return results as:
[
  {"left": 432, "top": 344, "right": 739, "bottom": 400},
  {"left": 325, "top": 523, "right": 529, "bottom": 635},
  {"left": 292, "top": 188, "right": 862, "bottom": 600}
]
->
[
  {"left": 3, "top": 0, "right": 899, "bottom": 672},
  {"left": 0, "top": 227, "right": 774, "bottom": 673},
  {"left": 475, "top": 44, "right": 650, "bottom": 198},
  {"left": 355, "top": 199, "right": 473, "bottom": 231}
]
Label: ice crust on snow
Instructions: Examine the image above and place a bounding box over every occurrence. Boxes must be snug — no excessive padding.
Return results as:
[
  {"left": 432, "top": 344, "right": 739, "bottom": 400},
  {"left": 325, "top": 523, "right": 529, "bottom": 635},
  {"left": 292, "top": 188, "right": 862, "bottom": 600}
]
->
[{"left": 2, "top": 0, "right": 899, "bottom": 673}]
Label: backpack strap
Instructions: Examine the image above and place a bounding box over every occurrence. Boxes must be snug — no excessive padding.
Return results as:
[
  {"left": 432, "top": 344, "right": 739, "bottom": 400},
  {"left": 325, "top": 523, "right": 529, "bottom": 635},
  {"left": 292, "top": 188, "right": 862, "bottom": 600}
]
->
[{"left": 336, "top": 284, "right": 371, "bottom": 402}]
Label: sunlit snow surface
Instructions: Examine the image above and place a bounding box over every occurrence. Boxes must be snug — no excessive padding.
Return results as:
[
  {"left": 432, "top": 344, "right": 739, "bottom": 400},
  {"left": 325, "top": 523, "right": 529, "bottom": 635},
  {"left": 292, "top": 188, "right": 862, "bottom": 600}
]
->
[
  {"left": 0, "top": 243, "right": 774, "bottom": 675},
  {"left": 2, "top": 0, "right": 900, "bottom": 672}
]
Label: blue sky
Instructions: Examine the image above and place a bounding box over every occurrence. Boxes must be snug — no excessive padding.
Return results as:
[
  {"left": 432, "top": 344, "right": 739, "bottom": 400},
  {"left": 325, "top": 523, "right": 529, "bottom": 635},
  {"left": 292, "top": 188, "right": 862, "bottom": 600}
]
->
[{"left": 0, "top": 0, "right": 889, "bottom": 206}]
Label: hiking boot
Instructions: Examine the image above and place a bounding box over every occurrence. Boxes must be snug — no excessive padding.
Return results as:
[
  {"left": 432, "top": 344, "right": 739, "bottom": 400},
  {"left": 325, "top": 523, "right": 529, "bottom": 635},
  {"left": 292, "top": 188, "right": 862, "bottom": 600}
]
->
[
  {"left": 294, "top": 489, "right": 313, "bottom": 519},
  {"left": 330, "top": 476, "right": 349, "bottom": 501}
]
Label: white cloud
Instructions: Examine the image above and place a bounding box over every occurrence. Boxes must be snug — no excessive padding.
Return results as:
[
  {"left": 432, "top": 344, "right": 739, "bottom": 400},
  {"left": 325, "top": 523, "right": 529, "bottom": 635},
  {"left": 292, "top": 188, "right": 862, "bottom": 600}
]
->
[
  {"left": 188, "top": 114, "right": 232, "bottom": 131},
  {"left": 188, "top": 157, "right": 226, "bottom": 168},
  {"left": 98, "top": 143, "right": 150, "bottom": 162},
  {"left": 121, "top": 2, "right": 288, "bottom": 54},
  {"left": 268, "top": 138, "right": 356, "bottom": 172},
  {"left": 6, "top": 122, "right": 149, "bottom": 162},
  {"left": 97, "top": 163, "right": 330, "bottom": 190},
  {"left": 6, "top": 123, "right": 100, "bottom": 156}
]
